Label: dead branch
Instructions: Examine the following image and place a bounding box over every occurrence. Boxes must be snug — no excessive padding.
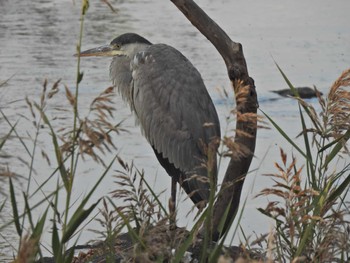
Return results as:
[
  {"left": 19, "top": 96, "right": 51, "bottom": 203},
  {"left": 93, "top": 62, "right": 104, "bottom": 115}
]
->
[{"left": 171, "top": 0, "right": 258, "bottom": 241}]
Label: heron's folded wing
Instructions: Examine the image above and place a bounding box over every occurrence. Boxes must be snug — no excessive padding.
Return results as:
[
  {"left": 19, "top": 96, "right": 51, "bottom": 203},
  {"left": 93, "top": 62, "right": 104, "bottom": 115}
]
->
[{"left": 131, "top": 44, "right": 221, "bottom": 202}]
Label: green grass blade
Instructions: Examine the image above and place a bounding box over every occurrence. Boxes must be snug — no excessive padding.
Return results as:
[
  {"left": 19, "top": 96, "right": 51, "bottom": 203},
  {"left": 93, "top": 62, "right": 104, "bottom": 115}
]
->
[
  {"left": 229, "top": 192, "right": 248, "bottom": 243},
  {"left": 216, "top": 201, "right": 232, "bottom": 236},
  {"left": 62, "top": 155, "right": 117, "bottom": 243},
  {"left": 62, "top": 199, "right": 100, "bottom": 243},
  {"left": 32, "top": 207, "right": 48, "bottom": 240},
  {"left": 9, "top": 177, "right": 22, "bottom": 236},
  {"left": 274, "top": 62, "right": 299, "bottom": 97},
  {"left": 323, "top": 128, "right": 350, "bottom": 168},
  {"left": 64, "top": 244, "right": 76, "bottom": 263},
  {"left": 52, "top": 221, "right": 61, "bottom": 260},
  {"left": 30, "top": 155, "right": 68, "bottom": 198},
  {"left": 172, "top": 231, "right": 197, "bottom": 263},
  {"left": 138, "top": 171, "right": 168, "bottom": 216},
  {"left": 52, "top": 177, "right": 62, "bottom": 261},
  {"left": 177, "top": 231, "right": 203, "bottom": 262},
  {"left": 23, "top": 192, "right": 35, "bottom": 232},
  {"left": 296, "top": 181, "right": 331, "bottom": 257},
  {"left": 327, "top": 173, "right": 350, "bottom": 204},
  {"left": 274, "top": 62, "right": 317, "bottom": 181},
  {"left": 80, "top": 155, "right": 118, "bottom": 209},
  {"left": 209, "top": 191, "right": 249, "bottom": 262},
  {"left": 172, "top": 210, "right": 208, "bottom": 263},
  {"left": 0, "top": 109, "right": 32, "bottom": 158},
  {"left": 30, "top": 206, "right": 48, "bottom": 260},
  {"left": 297, "top": 105, "right": 316, "bottom": 185},
  {"left": 35, "top": 103, "right": 70, "bottom": 190},
  {"left": 0, "top": 198, "right": 6, "bottom": 213},
  {"left": 107, "top": 196, "right": 146, "bottom": 249},
  {"left": 0, "top": 188, "right": 60, "bottom": 232},
  {"left": 0, "top": 120, "right": 17, "bottom": 150},
  {"left": 260, "top": 109, "right": 307, "bottom": 159},
  {"left": 318, "top": 135, "right": 343, "bottom": 153},
  {"left": 295, "top": 216, "right": 316, "bottom": 257},
  {"left": 208, "top": 207, "right": 233, "bottom": 262}
]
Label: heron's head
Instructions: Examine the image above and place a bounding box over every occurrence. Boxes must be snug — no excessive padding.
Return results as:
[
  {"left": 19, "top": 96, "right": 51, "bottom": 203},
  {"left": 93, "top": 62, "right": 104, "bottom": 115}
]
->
[{"left": 77, "top": 33, "right": 152, "bottom": 58}]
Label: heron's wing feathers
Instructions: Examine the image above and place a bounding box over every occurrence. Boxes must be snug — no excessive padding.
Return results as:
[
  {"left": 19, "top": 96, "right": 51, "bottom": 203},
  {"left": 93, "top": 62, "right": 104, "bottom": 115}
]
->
[{"left": 130, "top": 44, "right": 221, "bottom": 204}]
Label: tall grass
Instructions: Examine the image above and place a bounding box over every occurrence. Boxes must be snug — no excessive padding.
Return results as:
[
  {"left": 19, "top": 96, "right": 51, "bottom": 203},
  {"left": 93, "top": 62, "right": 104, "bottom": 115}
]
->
[
  {"left": 0, "top": 1, "right": 123, "bottom": 262},
  {"left": 1, "top": 0, "right": 349, "bottom": 262},
  {"left": 2, "top": 0, "right": 255, "bottom": 261},
  {"left": 257, "top": 67, "right": 350, "bottom": 262}
]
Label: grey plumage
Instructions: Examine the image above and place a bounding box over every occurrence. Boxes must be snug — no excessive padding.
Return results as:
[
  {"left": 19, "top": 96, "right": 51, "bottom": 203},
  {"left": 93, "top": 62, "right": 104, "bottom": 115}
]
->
[{"left": 81, "top": 33, "right": 221, "bottom": 207}]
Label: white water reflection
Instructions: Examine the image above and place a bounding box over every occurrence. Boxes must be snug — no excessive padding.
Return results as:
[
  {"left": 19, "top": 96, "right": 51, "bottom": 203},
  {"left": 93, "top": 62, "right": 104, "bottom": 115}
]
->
[{"left": 0, "top": 0, "right": 349, "bottom": 259}]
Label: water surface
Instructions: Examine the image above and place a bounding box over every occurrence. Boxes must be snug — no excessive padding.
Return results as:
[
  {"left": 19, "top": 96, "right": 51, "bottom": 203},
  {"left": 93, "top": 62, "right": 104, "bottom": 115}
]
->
[{"left": 0, "top": 0, "right": 349, "bottom": 259}]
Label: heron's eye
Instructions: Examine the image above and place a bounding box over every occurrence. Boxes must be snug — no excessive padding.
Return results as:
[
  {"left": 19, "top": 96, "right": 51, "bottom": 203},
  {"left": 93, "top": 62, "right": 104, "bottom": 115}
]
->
[{"left": 113, "top": 43, "right": 121, "bottom": 49}]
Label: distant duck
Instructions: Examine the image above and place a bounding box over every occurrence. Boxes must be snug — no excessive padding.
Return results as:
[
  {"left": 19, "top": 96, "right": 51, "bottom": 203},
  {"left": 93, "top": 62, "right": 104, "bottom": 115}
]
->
[{"left": 272, "top": 86, "right": 322, "bottom": 99}]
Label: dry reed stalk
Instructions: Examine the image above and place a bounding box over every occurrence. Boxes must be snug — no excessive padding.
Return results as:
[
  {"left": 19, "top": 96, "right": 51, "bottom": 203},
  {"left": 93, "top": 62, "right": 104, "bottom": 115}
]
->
[{"left": 12, "top": 235, "right": 38, "bottom": 263}]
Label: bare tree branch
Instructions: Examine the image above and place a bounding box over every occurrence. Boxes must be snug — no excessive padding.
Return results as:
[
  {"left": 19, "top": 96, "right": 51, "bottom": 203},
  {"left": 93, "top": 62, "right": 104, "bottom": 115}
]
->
[{"left": 171, "top": 0, "right": 258, "bottom": 241}]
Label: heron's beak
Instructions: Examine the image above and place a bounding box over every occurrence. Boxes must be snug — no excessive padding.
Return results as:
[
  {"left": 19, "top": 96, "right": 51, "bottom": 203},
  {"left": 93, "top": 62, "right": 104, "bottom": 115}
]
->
[{"left": 75, "top": 45, "right": 125, "bottom": 57}]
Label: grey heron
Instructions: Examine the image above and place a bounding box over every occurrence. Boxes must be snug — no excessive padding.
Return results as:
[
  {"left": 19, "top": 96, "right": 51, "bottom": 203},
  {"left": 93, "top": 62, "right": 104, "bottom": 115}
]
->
[{"left": 78, "top": 33, "right": 221, "bottom": 210}]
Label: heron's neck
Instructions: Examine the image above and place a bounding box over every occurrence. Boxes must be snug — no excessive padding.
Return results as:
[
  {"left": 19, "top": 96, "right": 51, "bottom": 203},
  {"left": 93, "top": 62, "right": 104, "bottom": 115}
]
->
[
  {"left": 110, "top": 42, "right": 151, "bottom": 107},
  {"left": 124, "top": 43, "right": 151, "bottom": 58}
]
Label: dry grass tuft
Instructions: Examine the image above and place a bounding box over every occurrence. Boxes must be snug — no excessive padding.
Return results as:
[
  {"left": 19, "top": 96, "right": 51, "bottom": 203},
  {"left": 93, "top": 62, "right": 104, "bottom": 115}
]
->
[
  {"left": 257, "top": 149, "right": 318, "bottom": 225},
  {"left": 222, "top": 135, "right": 253, "bottom": 160},
  {"left": 294, "top": 69, "right": 350, "bottom": 152},
  {"left": 12, "top": 235, "right": 38, "bottom": 263},
  {"left": 254, "top": 68, "right": 350, "bottom": 262},
  {"left": 256, "top": 148, "right": 350, "bottom": 261},
  {"left": 95, "top": 161, "right": 192, "bottom": 262},
  {"left": 219, "top": 79, "right": 266, "bottom": 162},
  {"left": 111, "top": 162, "right": 165, "bottom": 229},
  {"left": 327, "top": 68, "right": 350, "bottom": 138},
  {"left": 56, "top": 85, "right": 125, "bottom": 165},
  {"left": 0, "top": 167, "right": 16, "bottom": 178},
  {"left": 233, "top": 80, "right": 252, "bottom": 106}
]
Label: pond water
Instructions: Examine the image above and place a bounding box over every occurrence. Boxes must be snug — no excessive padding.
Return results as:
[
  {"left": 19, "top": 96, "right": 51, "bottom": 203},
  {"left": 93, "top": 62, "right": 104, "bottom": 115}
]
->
[{"left": 0, "top": 0, "right": 349, "bottom": 260}]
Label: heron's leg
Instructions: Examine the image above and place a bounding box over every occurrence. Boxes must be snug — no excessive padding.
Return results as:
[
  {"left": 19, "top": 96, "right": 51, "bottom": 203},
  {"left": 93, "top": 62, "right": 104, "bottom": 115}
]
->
[
  {"left": 171, "top": 176, "right": 177, "bottom": 209},
  {"left": 169, "top": 177, "right": 177, "bottom": 230},
  {"left": 151, "top": 148, "right": 178, "bottom": 228}
]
